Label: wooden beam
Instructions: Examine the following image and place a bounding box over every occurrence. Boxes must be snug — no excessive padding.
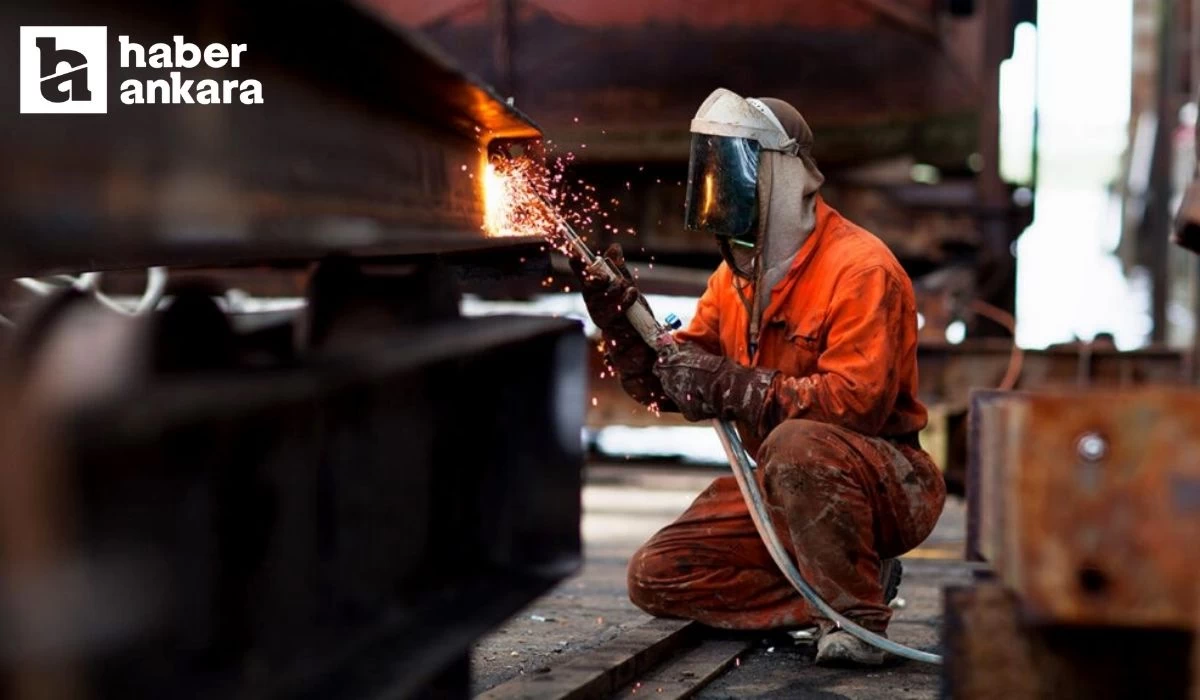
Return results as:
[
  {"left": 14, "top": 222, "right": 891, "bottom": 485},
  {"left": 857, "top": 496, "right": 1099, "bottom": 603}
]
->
[{"left": 477, "top": 619, "right": 696, "bottom": 700}]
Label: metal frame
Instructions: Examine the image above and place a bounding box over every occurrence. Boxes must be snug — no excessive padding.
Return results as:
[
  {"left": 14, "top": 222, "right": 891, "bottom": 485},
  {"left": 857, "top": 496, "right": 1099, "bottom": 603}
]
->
[{"left": 0, "top": 0, "right": 543, "bottom": 278}]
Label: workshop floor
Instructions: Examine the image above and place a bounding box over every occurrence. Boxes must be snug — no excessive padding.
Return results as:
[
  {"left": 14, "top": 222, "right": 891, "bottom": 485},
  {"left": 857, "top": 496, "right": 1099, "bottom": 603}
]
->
[{"left": 471, "top": 464, "right": 970, "bottom": 699}]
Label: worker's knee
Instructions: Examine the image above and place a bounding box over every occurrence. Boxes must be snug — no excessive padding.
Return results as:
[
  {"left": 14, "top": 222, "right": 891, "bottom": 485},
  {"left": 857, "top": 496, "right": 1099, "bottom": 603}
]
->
[
  {"left": 626, "top": 542, "right": 678, "bottom": 616},
  {"left": 759, "top": 420, "right": 856, "bottom": 494}
]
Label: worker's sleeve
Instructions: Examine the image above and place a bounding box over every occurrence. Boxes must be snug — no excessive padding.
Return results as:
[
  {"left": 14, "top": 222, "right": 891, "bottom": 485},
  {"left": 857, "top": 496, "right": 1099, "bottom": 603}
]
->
[
  {"left": 764, "top": 266, "right": 906, "bottom": 436},
  {"left": 674, "top": 267, "right": 724, "bottom": 355}
]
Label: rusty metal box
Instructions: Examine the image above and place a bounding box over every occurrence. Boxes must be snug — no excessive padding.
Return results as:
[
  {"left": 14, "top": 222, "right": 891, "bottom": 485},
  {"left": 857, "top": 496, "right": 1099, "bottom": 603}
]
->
[{"left": 969, "top": 389, "right": 1200, "bottom": 628}]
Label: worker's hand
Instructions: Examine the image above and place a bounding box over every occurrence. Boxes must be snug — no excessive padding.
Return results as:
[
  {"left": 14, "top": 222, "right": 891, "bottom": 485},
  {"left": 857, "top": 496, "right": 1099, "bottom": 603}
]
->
[
  {"left": 654, "top": 343, "right": 778, "bottom": 427},
  {"left": 568, "top": 243, "right": 640, "bottom": 332},
  {"left": 568, "top": 243, "right": 669, "bottom": 407}
]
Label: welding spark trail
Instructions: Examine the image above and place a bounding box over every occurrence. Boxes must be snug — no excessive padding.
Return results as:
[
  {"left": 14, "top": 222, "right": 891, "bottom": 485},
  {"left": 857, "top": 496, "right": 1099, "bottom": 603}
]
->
[{"left": 484, "top": 155, "right": 602, "bottom": 266}]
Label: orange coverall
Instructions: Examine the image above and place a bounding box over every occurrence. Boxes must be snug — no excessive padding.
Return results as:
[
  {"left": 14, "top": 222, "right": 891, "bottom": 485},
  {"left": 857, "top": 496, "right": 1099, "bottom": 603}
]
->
[{"left": 627, "top": 197, "right": 946, "bottom": 633}]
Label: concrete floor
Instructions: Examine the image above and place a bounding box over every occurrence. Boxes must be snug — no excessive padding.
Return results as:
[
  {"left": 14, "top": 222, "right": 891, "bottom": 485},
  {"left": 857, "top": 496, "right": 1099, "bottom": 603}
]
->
[{"left": 471, "top": 464, "right": 971, "bottom": 698}]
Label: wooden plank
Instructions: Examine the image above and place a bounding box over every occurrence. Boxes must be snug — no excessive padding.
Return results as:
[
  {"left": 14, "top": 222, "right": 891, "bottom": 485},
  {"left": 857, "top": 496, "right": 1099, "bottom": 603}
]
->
[
  {"left": 476, "top": 619, "right": 696, "bottom": 700},
  {"left": 611, "top": 639, "right": 752, "bottom": 700}
]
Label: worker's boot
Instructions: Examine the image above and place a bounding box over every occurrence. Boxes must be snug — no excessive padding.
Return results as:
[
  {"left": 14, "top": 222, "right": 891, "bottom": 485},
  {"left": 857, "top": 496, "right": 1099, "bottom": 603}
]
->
[
  {"left": 815, "top": 630, "right": 887, "bottom": 667},
  {"left": 881, "top": 558, "right": 903, "bottom": 605},
  {"left": 813, "top": 560, "right": 901, "bottom": 667}
]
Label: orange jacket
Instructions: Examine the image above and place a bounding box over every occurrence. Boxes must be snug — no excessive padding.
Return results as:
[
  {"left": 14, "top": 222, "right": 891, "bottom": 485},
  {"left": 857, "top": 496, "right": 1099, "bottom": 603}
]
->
[{"left": 676, "top": 196, "right": 927, "bottom": 456}]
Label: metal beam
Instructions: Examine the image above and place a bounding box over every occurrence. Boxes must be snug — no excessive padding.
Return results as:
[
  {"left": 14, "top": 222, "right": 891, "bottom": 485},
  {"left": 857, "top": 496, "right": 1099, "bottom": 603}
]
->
[
  {"left": 967, "top": 389, "right": 1200, "bottom": 629},
  {"left": 0, "top": 0, "right": 543, "bottom": 278}
]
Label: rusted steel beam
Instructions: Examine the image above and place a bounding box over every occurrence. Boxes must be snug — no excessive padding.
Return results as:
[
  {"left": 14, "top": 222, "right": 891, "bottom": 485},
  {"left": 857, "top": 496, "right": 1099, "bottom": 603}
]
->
[
  {"left": 943, "top": 584, "right": 1040, "bottom": 699},
  {"left": 972, "top": 389, "right": 1200, "bottom": 629},
  {"left": 917, "top": 341, "right": 1184, "bottom": 406},
  {"left": 587, "top": 341, "right": 1186, "bottom": 431},
  {"left": 0, "top": 0, "right": 542, "bottom": 278},
  {"left": 965, "top": 389, "right": 1023, "bottom": 562},
  {"left": 0, "top": 284, "right": 586, "bottom": 697},
  {"left": 397, "top": 0, "right": 993, "bottom": 166},
  {"left": 944, "top": 583, "right": 1195, "bottom": 699}
]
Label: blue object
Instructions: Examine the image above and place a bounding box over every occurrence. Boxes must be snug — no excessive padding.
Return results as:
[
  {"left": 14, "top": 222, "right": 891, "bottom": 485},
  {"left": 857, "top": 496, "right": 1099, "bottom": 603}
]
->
[{"left": 664, "top": 313, "right": 682, "bottom": 330}]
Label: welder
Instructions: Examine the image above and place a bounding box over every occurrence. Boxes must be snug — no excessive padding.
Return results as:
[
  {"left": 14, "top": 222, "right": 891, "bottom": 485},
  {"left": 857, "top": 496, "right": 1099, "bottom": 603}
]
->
[{"left": 569, "top": 88, "right": 946, "bottom": 666}]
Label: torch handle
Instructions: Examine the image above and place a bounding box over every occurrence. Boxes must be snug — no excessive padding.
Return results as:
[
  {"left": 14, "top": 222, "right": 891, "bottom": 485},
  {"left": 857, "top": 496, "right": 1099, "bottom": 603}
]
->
[
  {"left": 583, "top": 255, "right": 678, "bottom": 357},
  {"left": 541, "top": 202, "right": 674, "bottom": 355}
]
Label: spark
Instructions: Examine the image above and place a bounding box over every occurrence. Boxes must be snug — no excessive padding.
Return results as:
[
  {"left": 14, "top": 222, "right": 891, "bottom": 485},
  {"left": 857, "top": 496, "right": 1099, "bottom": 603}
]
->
[
  {"left": 481, "top": 150, "right": 614, "bottom": 262},
  {"left": 484, "top": 158, "right": 556, "bottom": 239}
]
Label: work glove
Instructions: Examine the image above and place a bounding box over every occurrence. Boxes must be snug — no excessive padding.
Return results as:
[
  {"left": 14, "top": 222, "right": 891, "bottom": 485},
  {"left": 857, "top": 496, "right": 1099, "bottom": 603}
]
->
[
  {"left": 653, "top": 342, "right": 778, "bottom": 428},
  {"left": 568, "top": 243, "right": 641, "bottom": 332},
  {"left": 568, "top": 244, "right": 671, "bottom": 407}
]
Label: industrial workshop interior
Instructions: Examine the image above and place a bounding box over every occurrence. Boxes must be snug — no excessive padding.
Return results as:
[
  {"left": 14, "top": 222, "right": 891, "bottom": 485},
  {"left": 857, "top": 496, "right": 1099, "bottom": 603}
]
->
[{"left": 7, "top": 0, "right": 1200, "bottom": 697}]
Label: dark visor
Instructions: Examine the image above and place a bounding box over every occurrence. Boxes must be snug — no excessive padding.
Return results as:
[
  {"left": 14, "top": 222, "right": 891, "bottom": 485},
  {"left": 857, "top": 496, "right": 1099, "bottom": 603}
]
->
[{"left": 683, "top": 134, "right": 760, "bottom": 245}]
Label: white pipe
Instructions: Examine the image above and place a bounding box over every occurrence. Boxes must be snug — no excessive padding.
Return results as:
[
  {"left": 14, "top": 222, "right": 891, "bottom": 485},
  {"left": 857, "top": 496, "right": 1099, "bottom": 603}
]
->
[{"left": 712, "top": 420, "right": 942, "bottom": 664}]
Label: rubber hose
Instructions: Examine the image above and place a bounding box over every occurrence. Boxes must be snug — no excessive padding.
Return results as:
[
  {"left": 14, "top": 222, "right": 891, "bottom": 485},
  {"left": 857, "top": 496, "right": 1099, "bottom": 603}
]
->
[{"left": 712, "top": 419, "right": 943, "bottom": 665}]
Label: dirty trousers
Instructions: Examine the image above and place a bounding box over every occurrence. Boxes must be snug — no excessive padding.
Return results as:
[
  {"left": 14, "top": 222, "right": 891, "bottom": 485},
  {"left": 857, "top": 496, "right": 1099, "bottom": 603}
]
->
[{"left": 626, "top": 419, "right": 946, "bottom": 633}]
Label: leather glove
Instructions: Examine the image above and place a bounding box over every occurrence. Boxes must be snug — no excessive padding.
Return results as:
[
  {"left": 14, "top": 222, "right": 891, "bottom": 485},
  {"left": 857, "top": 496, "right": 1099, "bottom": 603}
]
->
[
  {"left": 568, "top": 243, "right": 640, "bottom": 332},
  {"left": 653, "top": 342, "right": 778, "bottom": 427},
  {"left": 568, "top": 244, "right": 672, "bottom": 407}
]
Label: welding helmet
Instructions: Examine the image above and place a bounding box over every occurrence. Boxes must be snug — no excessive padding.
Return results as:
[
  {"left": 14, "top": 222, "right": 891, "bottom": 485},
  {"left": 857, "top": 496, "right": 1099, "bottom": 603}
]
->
[{"left": 683, "top": 88, "right": 800, "bottom": 247}]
